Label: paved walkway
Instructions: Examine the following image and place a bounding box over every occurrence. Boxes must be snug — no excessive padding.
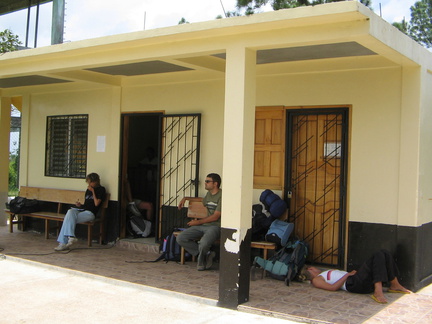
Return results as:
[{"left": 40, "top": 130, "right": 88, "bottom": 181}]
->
[
  {"left": 2, "top": 225, "right": 432, "bottom": 323},
  {"left": 0, "top": 256, "right": 297, "bottom": 324}
]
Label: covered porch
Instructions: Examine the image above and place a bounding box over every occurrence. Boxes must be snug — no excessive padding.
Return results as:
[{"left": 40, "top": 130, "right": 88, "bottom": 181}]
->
[{"left": 2, "top": 0, "right": 432, "bottom": 309}]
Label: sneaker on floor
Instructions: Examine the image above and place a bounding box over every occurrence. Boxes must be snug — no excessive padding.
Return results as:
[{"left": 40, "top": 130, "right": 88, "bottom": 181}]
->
[
  {"left": 66, "top": 237, "right": 78, "bottom": 248},
  {"left": 197, "top": 264, "right": 205, "bottom": 271},
  {"left": 205, "top": 251, "right": 216, "bottom": 270},
  {"left": 54, "top": 243, "right": 68, "bottom": 251}
]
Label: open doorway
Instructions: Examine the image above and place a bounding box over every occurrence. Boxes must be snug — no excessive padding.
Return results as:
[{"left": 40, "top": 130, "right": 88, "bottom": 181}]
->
[{"left": 120, "top": 113, "right": 161, "bottom": 241}]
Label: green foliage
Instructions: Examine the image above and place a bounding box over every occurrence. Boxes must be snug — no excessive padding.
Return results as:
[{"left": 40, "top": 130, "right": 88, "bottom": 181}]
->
[
  {"left": 235, "top": 0, "right": 372, "bottom": 15},
  {"left": 408, "top": 0, "right": 432, "bottom": 48},
  {"left": 0, "top": 29, "right": 22, "bottom": 53},
  {"left": 9, "top": 153, "right": 19, "bottom": 195},
  {"left": 393, "top": 18, "right": 409, "bottom": 34},
  {"left": 178, "top": 17, "right": 189, "bottom": 25}
]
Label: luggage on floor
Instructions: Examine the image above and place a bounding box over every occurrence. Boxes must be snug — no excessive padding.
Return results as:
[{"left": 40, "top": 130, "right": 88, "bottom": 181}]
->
[
  {"left": 251, "top": 240, "right": 308, "bottom": 286},
  {"left": 128, "top": 214, "right": 152, "bottom": 238}
]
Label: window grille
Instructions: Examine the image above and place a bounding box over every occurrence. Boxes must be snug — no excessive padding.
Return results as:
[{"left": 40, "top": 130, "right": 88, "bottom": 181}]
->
[{"left": 45, "top": 115, "right": 88, "bottom": 178}]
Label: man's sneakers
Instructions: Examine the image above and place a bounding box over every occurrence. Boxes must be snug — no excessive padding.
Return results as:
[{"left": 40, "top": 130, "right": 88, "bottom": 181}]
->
[
  {"left": 197, "top": 251, "right": 216, "bottom": 271},
  {"left": 66, "top": 236, "right": 78, "bottom": 248}
]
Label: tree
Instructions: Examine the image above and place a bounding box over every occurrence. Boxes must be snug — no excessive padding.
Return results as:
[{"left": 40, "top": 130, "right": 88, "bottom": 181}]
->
[
  {"left": 178, "top": 17, "right": 189, "bottom": 25},
  {"left": 407, "top": 0, "right": 432, "bottom": 48},
  {"left": 236, "top": 0, "right": 372, "bottom": 15},
  {"left": 393, "top": 18, "right": 409, "bottom": 34},
  {"left": 0, "top": 29, "right": 22, "bottom": 53}
]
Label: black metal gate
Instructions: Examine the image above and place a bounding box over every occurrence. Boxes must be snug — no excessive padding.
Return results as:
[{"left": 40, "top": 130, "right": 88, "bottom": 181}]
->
[
  {"left": 286, "top": 109, "right": 348, "bottom": 267},
  {"left": 158, "top": 114, "right": 201, "bottom": 240}
]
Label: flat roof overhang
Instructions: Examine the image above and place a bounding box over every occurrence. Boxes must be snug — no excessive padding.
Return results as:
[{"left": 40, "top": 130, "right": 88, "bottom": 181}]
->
[{"left": 0, "top": 1, "right": 429, "bottom": 93}]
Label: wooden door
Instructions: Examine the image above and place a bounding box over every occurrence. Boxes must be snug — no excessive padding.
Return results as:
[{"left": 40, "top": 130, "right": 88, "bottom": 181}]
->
[{"left": 286, "top": 109, "right": 348, "bottom": 267}]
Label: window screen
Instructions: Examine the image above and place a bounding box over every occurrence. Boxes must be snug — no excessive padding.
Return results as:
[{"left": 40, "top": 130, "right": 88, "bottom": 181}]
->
[{"left": 45, "top": 115, "right": 88, "bottom": 178}]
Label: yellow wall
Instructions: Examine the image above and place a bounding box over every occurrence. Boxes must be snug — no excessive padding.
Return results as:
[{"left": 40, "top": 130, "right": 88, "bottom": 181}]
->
[{"left": 23, "top": 88, "right": 121, "bottom": 197}]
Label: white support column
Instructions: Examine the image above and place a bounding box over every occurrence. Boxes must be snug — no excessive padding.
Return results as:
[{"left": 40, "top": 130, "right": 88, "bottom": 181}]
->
[
  {"left": 0, "top": 97, "right": 12, "bottom": 226},
  {"left": 218, "top": 45, "right": 256, "bottom": 308}
]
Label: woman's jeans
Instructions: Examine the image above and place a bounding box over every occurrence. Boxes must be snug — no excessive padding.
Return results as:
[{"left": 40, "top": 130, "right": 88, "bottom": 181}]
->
[{"left": 57, "top": 208, "right": 95, "bottom": 244}]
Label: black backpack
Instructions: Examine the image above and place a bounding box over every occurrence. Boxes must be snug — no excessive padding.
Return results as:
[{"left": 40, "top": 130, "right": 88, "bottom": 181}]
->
[
  {"left": 9, "top": 196, "right": 41, "bottom": 214},
  {"left": 251, "top": 204, "right": 274, "bottom": 241},
  {"left": 128, "top": 214, "right": 152, "bottom": 238},
  {"left": 251, "top": 240, "right": 308, "bottom": 286}
]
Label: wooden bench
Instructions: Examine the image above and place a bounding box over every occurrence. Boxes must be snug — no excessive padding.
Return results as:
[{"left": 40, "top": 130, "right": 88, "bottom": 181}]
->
[
  {"left": 174, "top": 198, "right": 276, "bottom": 264},
  {"left": 5, "top": 186, "right": 110, "bottom": 246}
]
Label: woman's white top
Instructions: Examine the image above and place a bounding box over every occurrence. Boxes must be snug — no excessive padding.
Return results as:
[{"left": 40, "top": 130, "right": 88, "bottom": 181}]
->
[{"left": 318, "top": 270, "right": 348, "bottom": 291}]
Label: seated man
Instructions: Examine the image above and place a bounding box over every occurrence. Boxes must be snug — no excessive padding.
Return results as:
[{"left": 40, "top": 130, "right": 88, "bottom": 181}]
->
[{"left": 177, "top": 173, "right": 222, "bottom": 271}]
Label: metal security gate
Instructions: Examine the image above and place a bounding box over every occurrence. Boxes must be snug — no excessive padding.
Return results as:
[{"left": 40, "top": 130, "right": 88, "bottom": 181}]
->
[
  {"left": 158, "top": 114, "right": 201, "bottom": 239},
  {"left": 286, "top": 109, "right": 348, "bottom": 267}
]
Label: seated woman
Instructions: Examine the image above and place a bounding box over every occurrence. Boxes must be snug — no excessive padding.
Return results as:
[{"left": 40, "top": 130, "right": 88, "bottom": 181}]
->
[
  {"left": 304, "top": 249, "right": 411, "bottom": 303},
  {"left": 54, "top": 173, "right": 106, "bottom": 251}
]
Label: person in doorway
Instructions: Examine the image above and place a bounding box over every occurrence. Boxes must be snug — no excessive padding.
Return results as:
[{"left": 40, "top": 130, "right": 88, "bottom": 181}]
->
[
  {"left": 304, "top": 249, "right": 412, "bottom": 304},
  {"left": 54, "top": 173, "right": 106, "bottom": 251},
  {"left": 125, "top": 175, "right": 153, "bottom": 222},
  {"left": 177, "top": 173, "right": 222, "bottom": 271}
]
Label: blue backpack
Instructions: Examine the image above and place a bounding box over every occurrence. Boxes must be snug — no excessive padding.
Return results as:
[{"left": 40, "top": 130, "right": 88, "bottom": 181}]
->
[{"left": 265, "top": 220, "right": 294, "bottom": 247}]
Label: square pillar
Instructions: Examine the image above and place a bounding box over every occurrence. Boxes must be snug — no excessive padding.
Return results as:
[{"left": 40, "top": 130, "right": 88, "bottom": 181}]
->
[
  {"left": 218, "top": 46, "right": 256, "bottom": 308},
  {"left": 0, "top": 97, "right": 12, "bottom": 226}
]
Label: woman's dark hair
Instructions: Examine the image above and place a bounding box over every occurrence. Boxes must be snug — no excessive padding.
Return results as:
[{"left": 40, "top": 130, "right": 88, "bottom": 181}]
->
[
  {"left": 207, "top": 173, "right": 221, "bottom": 188},
  {"left": 86, "top": 173, "right": 100, "bottom": 185}
]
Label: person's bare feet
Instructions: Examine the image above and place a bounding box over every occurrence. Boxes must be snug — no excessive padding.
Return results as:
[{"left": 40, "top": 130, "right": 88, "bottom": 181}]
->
[
  {"left": 371, "top": 293, "right": 388, "bottom": 304},
  {"left": 389, "top": 282, "right": 412, "bottom": 294}
]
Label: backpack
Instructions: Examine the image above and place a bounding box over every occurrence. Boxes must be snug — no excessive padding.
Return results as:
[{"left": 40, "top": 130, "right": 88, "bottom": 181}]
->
[
  {"left": 251, "top": 204, "right": 274, "bottom": 241},
  {"left": 251, "top": 240, "right": 308, "bottom": 286},
  {"left": 128, "top": 214, "right": 152, "bottom": 238},
  {"left": 152, "top": 232, "right": 187, "bottom": 263},
  {"left": 265, "top": 220, "right": 294, "bottom": 247},
  {"left": 9, "top": 196, "right": 41, "bottom": 214}
]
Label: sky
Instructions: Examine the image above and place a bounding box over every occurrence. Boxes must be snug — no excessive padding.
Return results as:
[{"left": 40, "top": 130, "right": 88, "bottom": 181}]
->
[{"left": 0, "top": 0, "right": 419, "bottom": 48}]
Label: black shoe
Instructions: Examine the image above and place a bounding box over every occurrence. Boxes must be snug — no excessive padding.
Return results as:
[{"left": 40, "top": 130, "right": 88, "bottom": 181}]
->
[{"left": 205, "top": 251, "right": 216, "bottom": 270}]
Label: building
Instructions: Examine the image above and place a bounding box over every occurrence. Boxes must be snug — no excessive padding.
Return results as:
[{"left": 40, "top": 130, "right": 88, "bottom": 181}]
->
[{"left": 1, "top": 2, "right": 432, "bottom": 308}]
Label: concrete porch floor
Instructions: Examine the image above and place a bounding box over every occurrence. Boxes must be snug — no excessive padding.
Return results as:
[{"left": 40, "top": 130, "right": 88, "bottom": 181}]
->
[{"left": 1, "top": 225, "right": 432, "bottom": 324}]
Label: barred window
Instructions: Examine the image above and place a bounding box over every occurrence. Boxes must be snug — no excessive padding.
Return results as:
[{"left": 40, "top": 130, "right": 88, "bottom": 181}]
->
[{"left": 45, "top": 115, "right": 88, "bottom": 178}]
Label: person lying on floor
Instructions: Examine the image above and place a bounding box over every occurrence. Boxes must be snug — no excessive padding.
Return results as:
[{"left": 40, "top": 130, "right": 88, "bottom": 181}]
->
[{"left": 303, "top": 249, "right": 412, "bottom": 304}]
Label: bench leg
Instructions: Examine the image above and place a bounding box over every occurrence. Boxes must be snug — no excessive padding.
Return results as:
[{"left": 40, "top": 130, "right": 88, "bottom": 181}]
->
[
  {"left": 45, "top": 220, "right": 50, "bottom": 239},
  {"left": 9, "top": 214, "right": 14, "bottom": 233},
  {"left": 88, "top": 225, "right": 93, "bottom": 247},
  {"left": 263, "top": 249, "right": 268, "bottom": 260},
  {"left": 180, "top": 247, "right": 185, "bottom": 265}
]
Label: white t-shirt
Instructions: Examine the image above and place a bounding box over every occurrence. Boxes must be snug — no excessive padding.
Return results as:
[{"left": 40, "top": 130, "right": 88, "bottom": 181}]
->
[{"left": 318, "top": 270, "right": 348, "bottom": 291}]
